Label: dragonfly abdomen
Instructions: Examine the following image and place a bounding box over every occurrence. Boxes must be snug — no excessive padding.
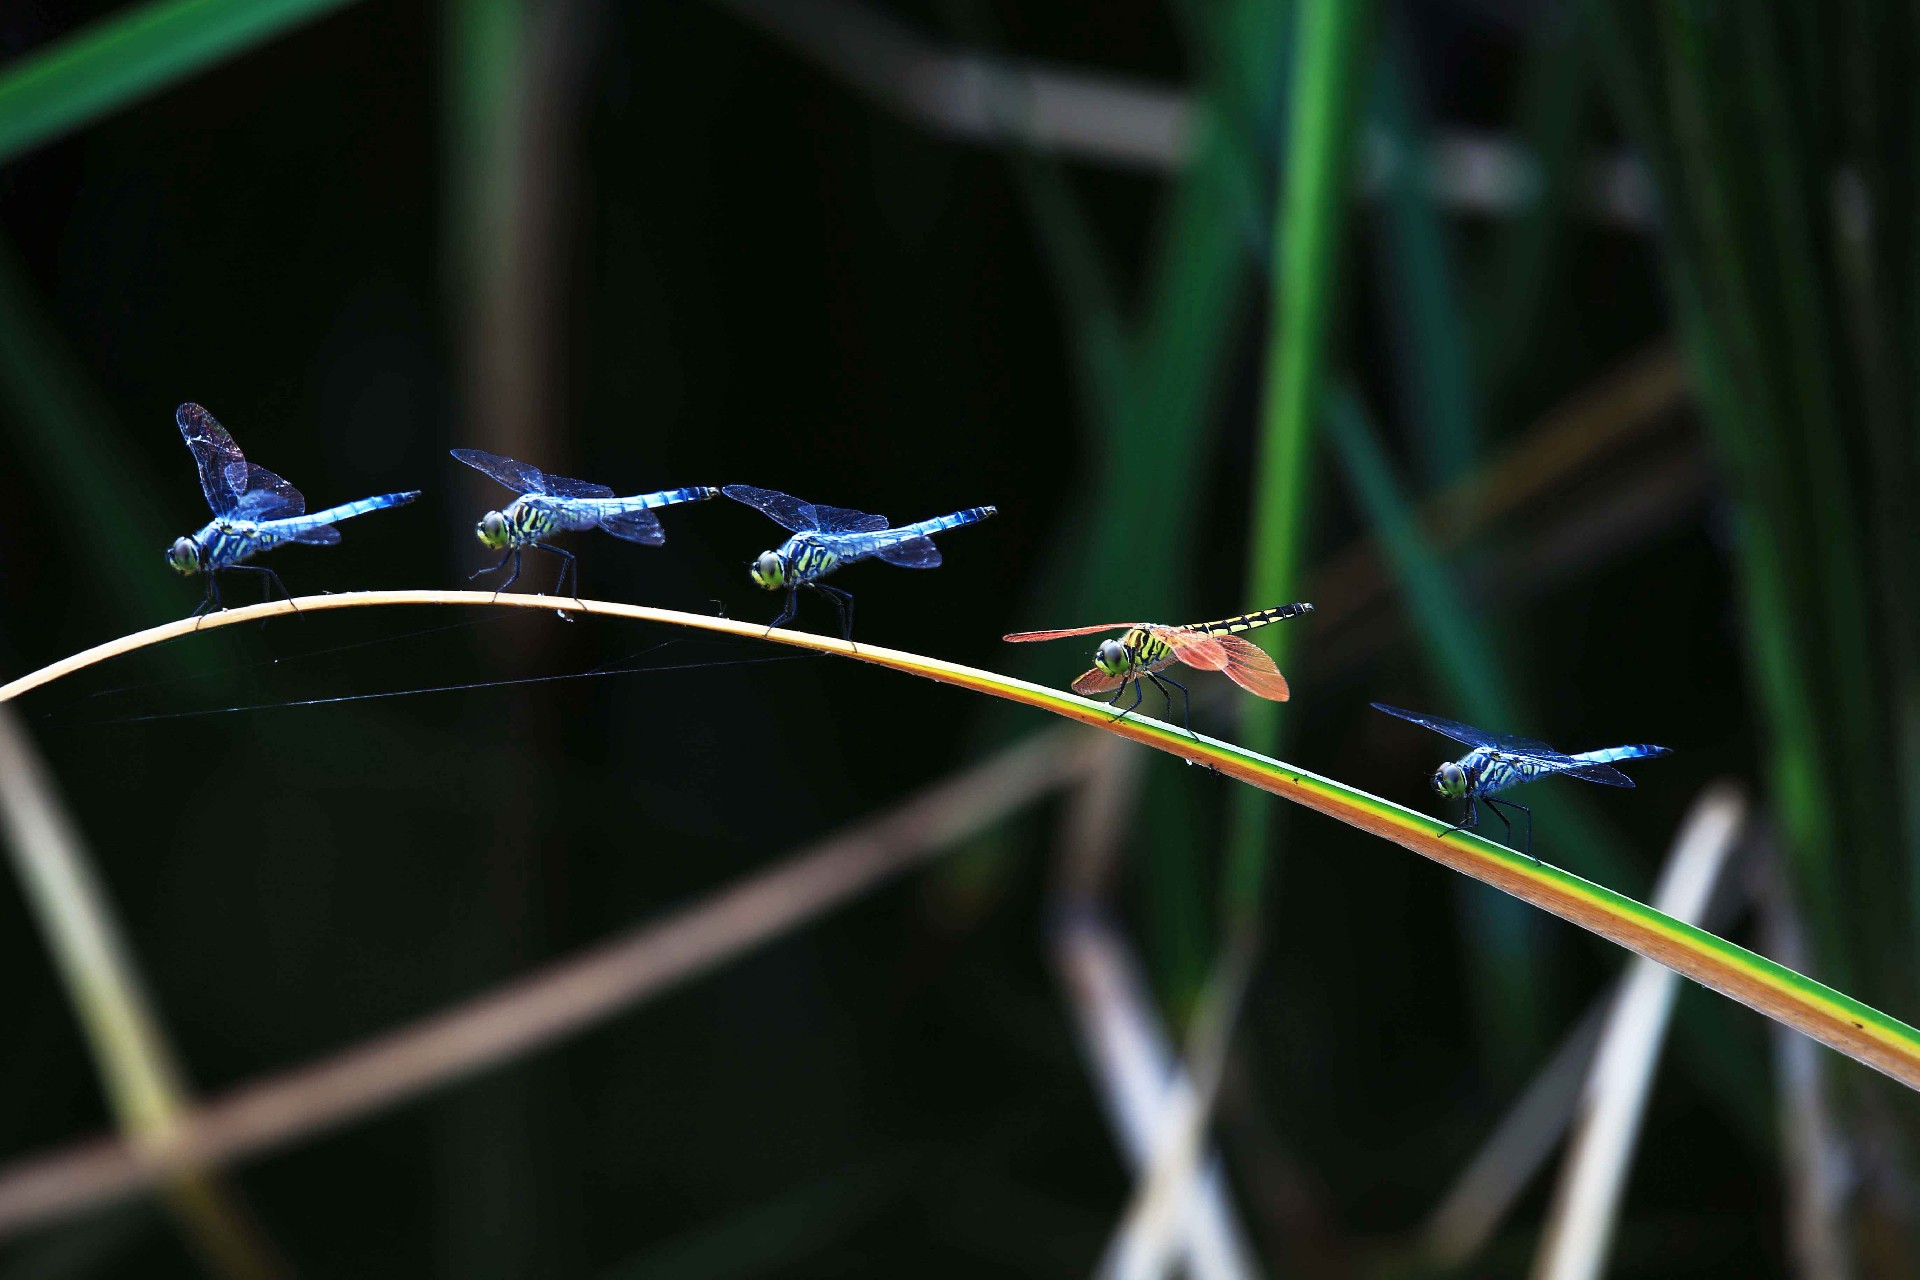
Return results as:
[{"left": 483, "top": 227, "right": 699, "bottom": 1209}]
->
[
  {"left": 899, "top": 505, "right": 997, "bottom": 538},
  {"left": 1576, "top": 744, "right": 1673, "bottom": 765},
  {"left": 1191, "top": 602, "right": 1314, "bottom": 636}
]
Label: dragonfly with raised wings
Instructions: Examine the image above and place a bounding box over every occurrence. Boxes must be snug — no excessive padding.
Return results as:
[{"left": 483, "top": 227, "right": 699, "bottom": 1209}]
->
[
  {"left": 723, "top": 485, "right": 995, "bottom": 639},
  {"left": 166, "top": 403, "right": 420, "bottom": 617},
  {"left": 1371, "top": 702, "right": 1671, "bottom": 861},
  {"left": 1004, "top": 604, "right": 1313, "bottom": 735},
  {"left": 453, "top": 449, "right": 721, "bottom": 597}
]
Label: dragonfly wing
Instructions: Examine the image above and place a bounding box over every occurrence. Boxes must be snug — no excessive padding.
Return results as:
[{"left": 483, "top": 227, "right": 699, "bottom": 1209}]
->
[
  {"left": 1003, "top": 623, "right": 1144, "bottom": 642},
  {"left": 1071, "top": 668, "right": 1125, "bottom": 696},
  {"left": 1211, "top": 634, "right": 1291, "bottom": 701},
  {"left": 235, "top": 465, "right": 307, "bottom": 520},
  {"left": 177, "top": 403, "right": 248, "bottom": 517},
  {"left": 537, "top": 472, "right": 616, "bottom": 500},
  {"left": 452, "top": 448, "right": 550, "bottom": 495},
  {"left": 1162, "top": 627, "right": 1231, "bottom": 671},
  {"left": 722, "top": 485, "right": 823, "bottom": 532},
  {"left": 284, "top": 523, "right": 341, "bottom": 546},
  {"left": 1369, "top": 703, "right": 1558, "bottom": 754},
  {"left": 1527, "top": 757, "right": 1636, "bottom": 788},
  {"left": 600, "top": 508, "right": 666, "bottom": 545},
  {"left": 875, "top": 536, "right": 940, "bottom": 568},
  {"left": 813, "top": 503, "right": 889, "bottom": 535}
]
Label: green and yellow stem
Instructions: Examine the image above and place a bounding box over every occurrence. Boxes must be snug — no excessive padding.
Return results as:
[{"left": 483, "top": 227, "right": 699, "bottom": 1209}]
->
[{"left": 5, "top": 589, "right": 1919, "bottom": 1091}]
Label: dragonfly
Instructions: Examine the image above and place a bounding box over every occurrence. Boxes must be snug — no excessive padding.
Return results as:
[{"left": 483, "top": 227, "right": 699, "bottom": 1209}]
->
[
  {"left": 1371, "top": 702, "right": 1672, "bottom": 861},
  {"left": 166, "top": 403, "right": 420, "bottom": 617},
  {"left": 452, "top": 449, "right": 721, "bottom": 597},
  {"left": 723, "top": 485, "right": 996, "bottom": 638},
  {"left": 1003, "top": 604, "right": 1314, "bottom": 735}
]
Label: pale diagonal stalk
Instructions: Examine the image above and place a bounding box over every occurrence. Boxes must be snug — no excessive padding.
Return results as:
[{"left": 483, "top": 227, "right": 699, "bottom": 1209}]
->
[
  {"left": 1, "top": 593, "right": 1915, "bottom": 1089},
  {"left": 0, "top": 709, "right": 279, "bottom": 1278},
  {"left": 1530, "top": 786, "right": 1746, "bottom": 1280},
  {"left": 1228, "top": 0, "right": 1372, "bottom": 924},
  {"left": 0, "top": 0, "right": 365, "bottom": 164}
]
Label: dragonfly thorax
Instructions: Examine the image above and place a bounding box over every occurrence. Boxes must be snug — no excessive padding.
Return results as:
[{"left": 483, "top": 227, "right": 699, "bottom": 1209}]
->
[{"left": 1094, "top": 638, "right": 1132, "bottom": 677}]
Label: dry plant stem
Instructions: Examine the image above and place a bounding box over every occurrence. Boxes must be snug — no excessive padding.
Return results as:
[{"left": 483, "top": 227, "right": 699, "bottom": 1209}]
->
[
  {"left": 0, "top": 709, "right": 280, "bottom": 1278},
  {"left": 1530, "top": 786, "right": 1747, "bottom": 1280},
  {"left": 1052, "top": 913, "right": 1259, "bottom": 1280},
  {"left": 1099, "top": 936, "right": 1259, "bottom": 1280},
  {"left": 0, "top": 591, "right": 1916, "bottom": 1221},
  {"left": 0, "top": 707, "right": 1091, "bottom": 1236}
]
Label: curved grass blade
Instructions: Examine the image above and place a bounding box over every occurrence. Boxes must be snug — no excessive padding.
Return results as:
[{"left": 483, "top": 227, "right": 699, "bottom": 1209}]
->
[{"left": 2, "top": 590, "right": 1918, "bottom": 1097}]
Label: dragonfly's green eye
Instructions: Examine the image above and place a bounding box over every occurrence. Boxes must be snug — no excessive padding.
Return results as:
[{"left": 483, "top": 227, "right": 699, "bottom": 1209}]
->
[
  {"left": 750, "top": 552, "right": 784, "bottom": 589},
  {"left": 165, "top": 538, "right": 199, "bottom": 576},
  {"left": 1432, "top": 761, "right": 1467, "bottom": 798},
  {"left": 1094, "top": 639, "right": 1129, "bottom": 677},
  {"left": 476, "top": 511, "right": 509, "bottom": 549}
]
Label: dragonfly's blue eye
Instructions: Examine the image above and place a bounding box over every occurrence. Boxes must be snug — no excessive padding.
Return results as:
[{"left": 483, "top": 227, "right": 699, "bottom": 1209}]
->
[
  {"left": 165, "top": 538, "right": 199, "bottom": 576},
  {"left": 750, "top": 552, "right": 784, "bottom": 589},
  {"left": 476, "top": 511, "right": 509, "bottom": 549},
  {"left": 1094, "top": 639, "right": 1129, "bottom": 676}
]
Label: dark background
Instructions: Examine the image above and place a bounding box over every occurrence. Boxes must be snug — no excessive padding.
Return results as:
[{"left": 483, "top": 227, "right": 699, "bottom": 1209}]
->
[{"left": 0, "top": 1, "right": 1884, "bottom": 1276}]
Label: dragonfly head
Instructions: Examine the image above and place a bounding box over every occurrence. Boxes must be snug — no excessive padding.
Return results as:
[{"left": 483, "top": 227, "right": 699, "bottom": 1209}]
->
[
  {"left": 1093, "top": 639, "right": 1130, "bottom": 678},
  {"left": 476, "top": 510, "right": 511, "bottom": 550},
  {"left": 1431, "top": 760, "right": 1468, "bottom": 799},
  {"left": 165, "top": 537, "right": 200, "bottom": 577},
  {"left": 749, "top": 551, "right": 786, "bottom": 590}
]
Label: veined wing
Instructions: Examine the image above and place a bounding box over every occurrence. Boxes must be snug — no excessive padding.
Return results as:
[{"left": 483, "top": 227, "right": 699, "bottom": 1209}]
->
[
  {"left": 452, "top": 449, "right": 615, "bottom": 499},
  {"left": 1203, "top": 633, "right": 1290, "bottom": 701},
  {"left": 874, "top": 536, "right": 940, "bottom": 568},
  {"left": 1370, "top": 703, "right": 1563, "bottom": 757},
  {"left": 599, "top": 508, "right": 666, "bottom": 545},
  {"left": 1003, "top": 623, "right": 1147, "bottom": 642},
  {"left": 234, "top": 465, "right": 307, "bottom": 521},
  {"left": 260, "top": 519, "right": 341, "bottom": 546},
  {"left": 177, "top": 403, "right": 249, "bottom": 517},
  {"left": 1070, "top": 667, "right": 1125, "bottom": 696},
  {"left": 1510, "top": 756, "right": 1636, "bottom": 788},
  {"left": 723, "top": 485, "right": 886, "bottom": 535}
]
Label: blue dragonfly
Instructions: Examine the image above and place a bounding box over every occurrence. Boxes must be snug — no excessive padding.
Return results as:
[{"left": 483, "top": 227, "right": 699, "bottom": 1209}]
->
[
  {"left": 1372, "top": 702, "right": 1671, "bottom": 861},
  {"left": 452, "top": 450, "right": 721, "bottom": 597},
  {"left": 167, "top": 403, "right": 420, "bottom": 616},
  {"left": 723, "top": 485, "right": 996, "bottom": 638}
]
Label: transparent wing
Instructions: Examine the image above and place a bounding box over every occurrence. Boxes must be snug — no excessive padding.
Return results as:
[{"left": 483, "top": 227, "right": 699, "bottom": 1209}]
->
[
  {"left": 1071, "top": 668, "right": 1125, "bottom": 696},
  {"left": 1161, "top": 627, "right": 1231, "bottom": 672},
  {"left": 536, "top": 471, "right": 615, "bottom": 500},
  {"left": 452, "top": 449, "right": 551, "bottom": 495},
  {"left": 875, "top": 536, "right": 940, "bottom": 568},
  {"left": 283, "top": 523, "right": 341, "bottom": 546},
  {"left": 234, "top": 465, "right": 306, "bottom": 520},
  {"left": 177, "top": 403, "right": 248, "bottom": 517},
  {"left": 1211, "top": 634, "right": 1290, "bottom": 701},
  {"left": 722, "top": 485, "right": 824, "bottom": 532},
  {"left": 1003, "top": 623, "right": 1145, "bottom": 642},
  {"left": 599, "top": 508, "right": 666, "bottom": 545},
  {"left": 812, "top": 503, "right": 889, "bottom": 535},
  {"left": 1370, "top": 703, "right": 1562, "bottom": 756},
  {"left": 1519, "top": 757, "right": 1636, "bottom": 788}
]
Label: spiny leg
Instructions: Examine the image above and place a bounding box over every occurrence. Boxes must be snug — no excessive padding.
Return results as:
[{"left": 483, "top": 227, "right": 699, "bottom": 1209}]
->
[
  {"left": 224, "top": 564, "right": 298, "bottom": 614},
  {"left": 1107, "top": 679, "right": 1144, "bottom": 726},
  {"left": 190, "top": 574, "right": 222, "bottom": 622},
  {"left": 469, "top": 546, "right": 517, "bottom": 599},
  {"left": 1443, "top": 797, "right": 1479, "bottom": 839},
  {"left": 1487, "top": 797, "right": 1535, "bottom": 862},
  {"left": 1149, "top": 673, "right": 1194, "bottom": 737},
  {"left": 541, "top": 544, "right": 580, "bottom": 599},
  {"left": 1479, "top": 796, "right": 1514, "bottom": 851}
]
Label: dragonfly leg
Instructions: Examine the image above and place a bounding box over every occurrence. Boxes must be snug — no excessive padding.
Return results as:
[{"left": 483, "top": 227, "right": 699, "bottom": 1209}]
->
[
  {"left": 1442, "top": 798, "right": 1478, "bottom": 840},
  {"left": 1486, "top": 797, "right": 1535, "bottom": 862},
  {"left": 222, "top": 565, "right": 300, "bottom": 617},
  {"left": 189, "top": 575, "right": 221, "bottom": 622},
  {"left": 812, "top": 585, "right": 855, "bottom": 646},
  {"left": 1107, "top": 680, "right": 1143, "bottom": 726},
  {"left": 1149, "top": 673, "right": 1194, "bottom": 737},
  {"left": 767, "top": 589, "right": 799, "bottom": 633},
  {"left": 468, "top": 547, "right": 516, "bottom": 598},
  {"left": 538, "top": 545, "right": 581, "bottom": 619}
]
